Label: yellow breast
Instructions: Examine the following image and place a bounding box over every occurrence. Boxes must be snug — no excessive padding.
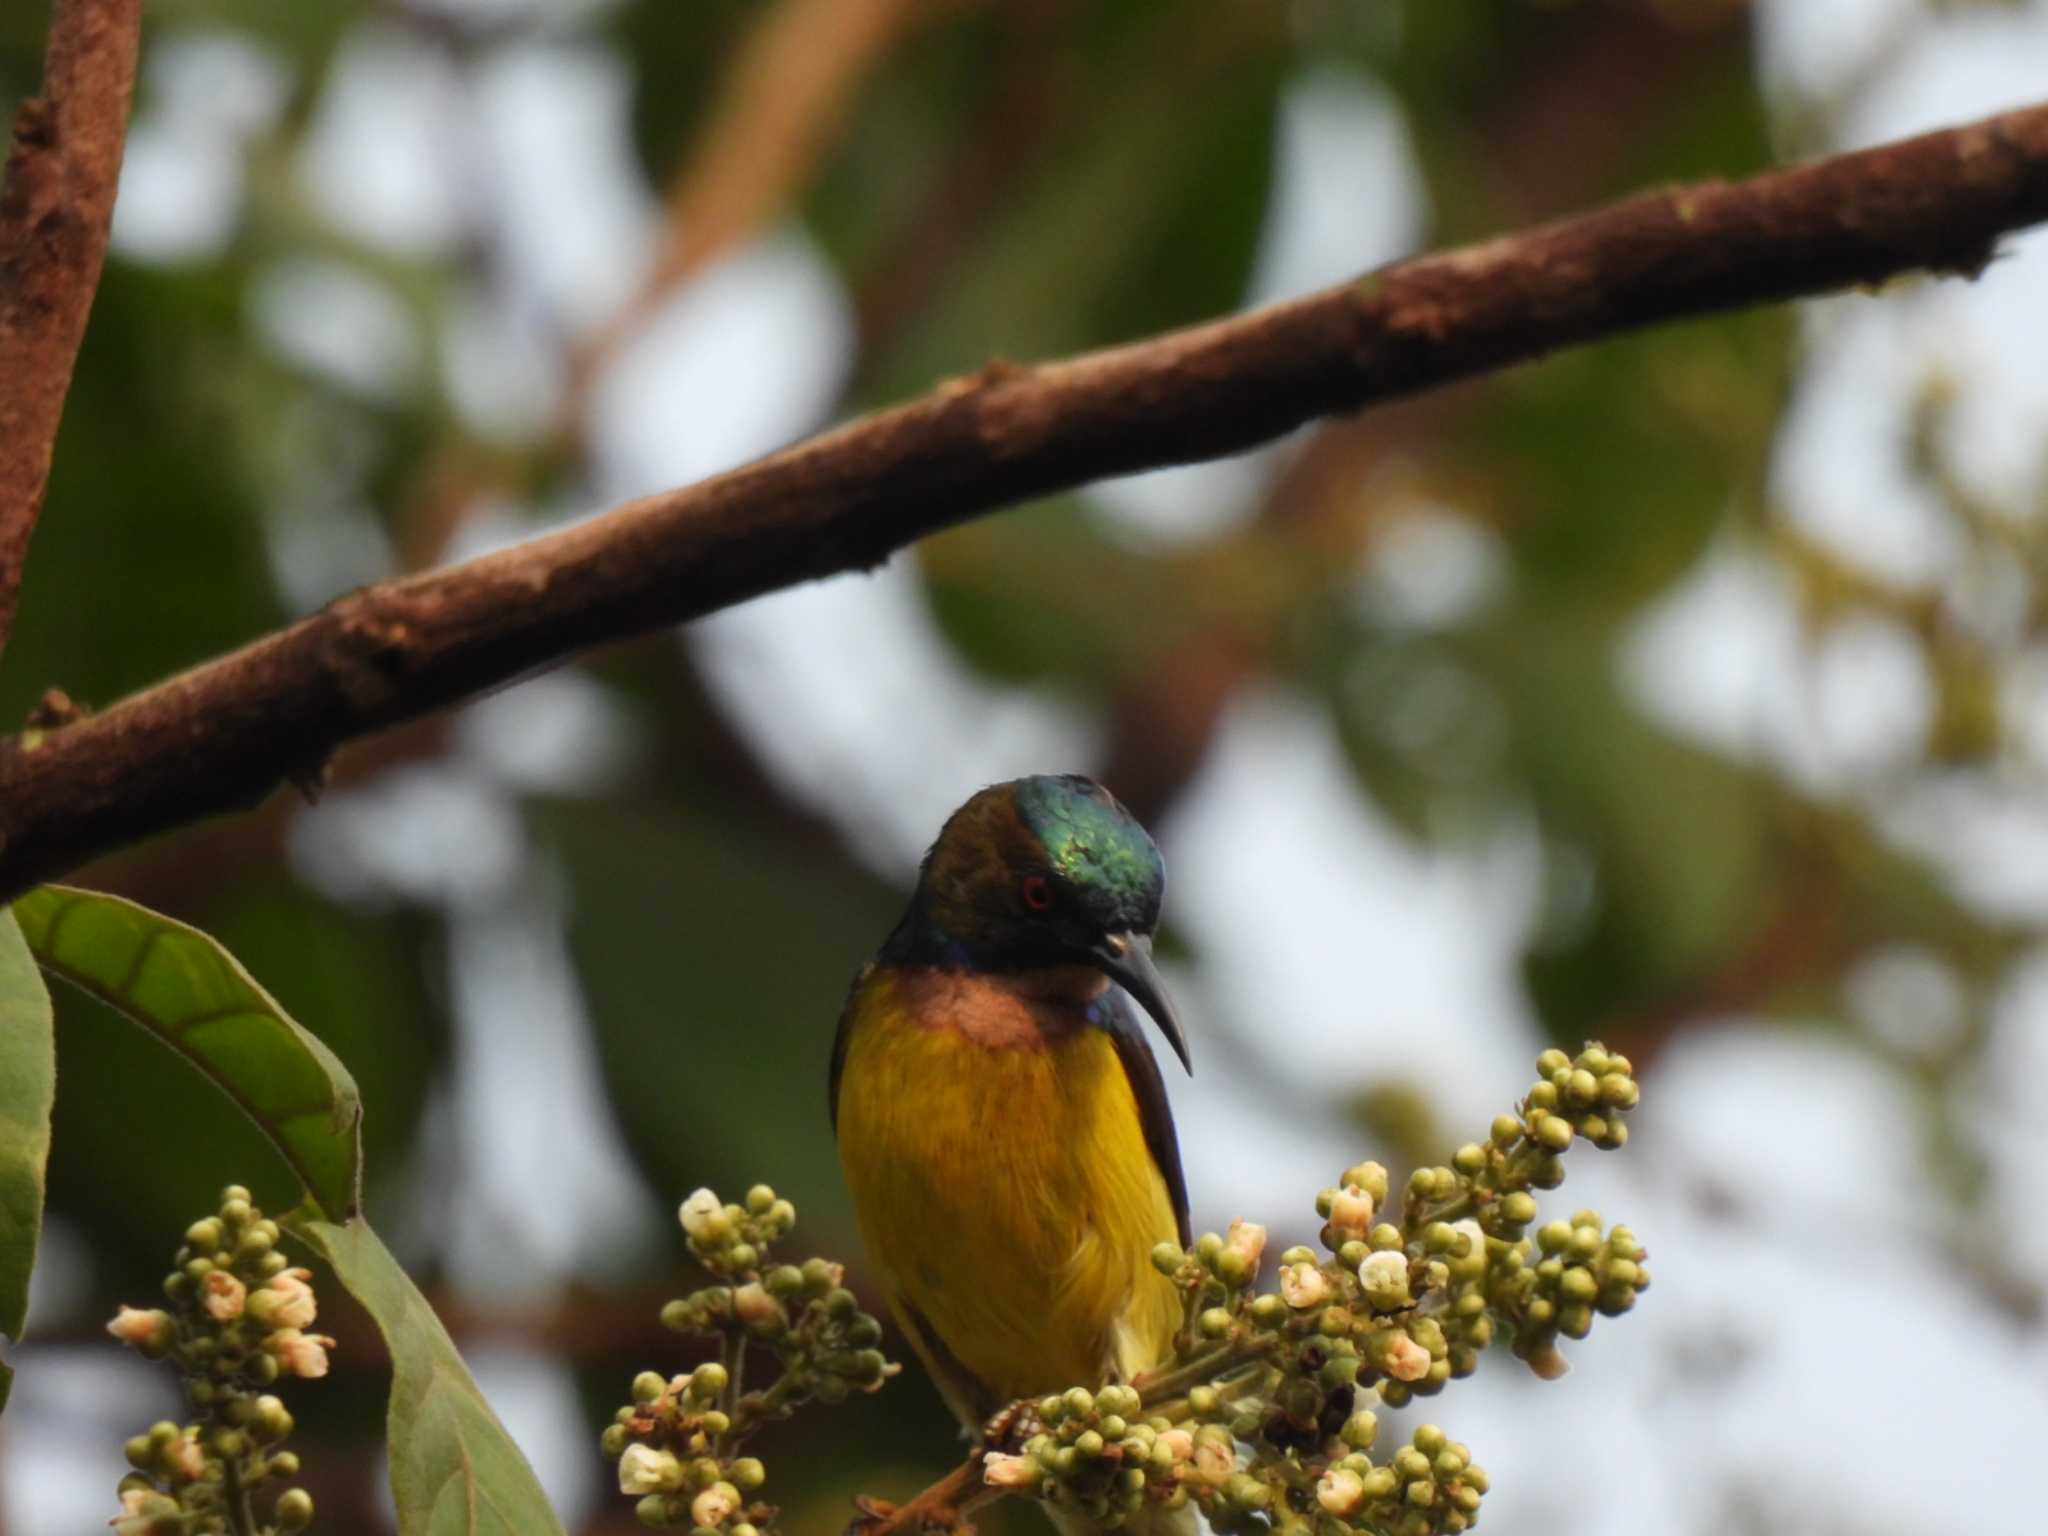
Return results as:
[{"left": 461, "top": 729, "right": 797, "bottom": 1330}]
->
[{"left": 834, "top": 966, "right": 1182, "bottom": 1421}]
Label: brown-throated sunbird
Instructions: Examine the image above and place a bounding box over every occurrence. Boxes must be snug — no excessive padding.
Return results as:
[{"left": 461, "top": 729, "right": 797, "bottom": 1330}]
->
[{"left": 831, "top": 774, "right": 1192, "bottom": 1444}]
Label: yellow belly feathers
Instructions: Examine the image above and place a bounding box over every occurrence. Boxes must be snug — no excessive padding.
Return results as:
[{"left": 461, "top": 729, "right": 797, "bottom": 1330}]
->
[{"left": 835, "top": 966, "right": 1182, "bottom": 1421}]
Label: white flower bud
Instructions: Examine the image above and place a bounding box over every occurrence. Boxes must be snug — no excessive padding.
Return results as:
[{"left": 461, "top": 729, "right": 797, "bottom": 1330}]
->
[
  {"left": 112, "top": 1488, "right": 180, "bottom": 1535},
  {"left": 617, "top": 1444, "right": 685, "bottom": 1496},
  {"left": 981, "top": 1452, "right": 1040, "bottom": 1488},
  {"left": 679, "top": 1189, "right": 722, "bottom": 1241},
  {"left": 691, "top": 1483, "right": 740, "bottom": 1528},
  {"left": 163, "top": 1434, "right": 205, "bottom": 1483},
  {"left": 1358, "top": 1250, "right": 1411, "bottom": 1308},
  {"left": 1280, "top": 1261, "right": 1331, "bottom": 1310},
  {"left": 732, "top": 1282, "right": 784, "bottom": 1331}
]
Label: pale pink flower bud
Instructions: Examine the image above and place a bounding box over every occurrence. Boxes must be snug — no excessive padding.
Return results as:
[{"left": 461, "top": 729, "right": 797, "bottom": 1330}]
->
[
  {"left": 1380, "top": 1330, "right": 1431, "bottom": 1382},
  {"left": 248, "top": 1270, "right": 317, "bottom": 1330},
  {"left": 1223, "top": 1218, "right": 1267, "bottom": 1271},
  {"left": 618, "top": 1444, "right": 685, "bottom": 1495},
  {"left": 266, "top": 1328, "right": 335, "bottom": 1379},
  {"left": 1193, "top": 1434, "right": 1236, "bottom": 1486},
  {"left": 163, "top": 1433, "right": 205, "bottom": 1483},
  {"left": 981, "top": 1452, "right": 1040, "bottom": 1488},
  {"left": 1317, "top": 1468, "right": 1366, "bottom": 1517},
  {"left": 1157, "top": 1429, "right": 1194, "bottom": 1464},
  {"left": 201, "top": 1270, "right": 247, "bottom": 1321},
  {"left": 691, "top": 1483, "right": 740, "bottom": 1528},
  {"left": 106, "top": 1307, "right": 172, "bottom": 1353},
  {"left": 1280, "top": 1261, "right": 1331, "bottom": 1310},
  {"left": 112, "top": 1488, "right": 179, "bottom": 1535},
  {"left": 1327, "top": 1184, "right": 1376, "bottom": 1241},
  {"left": 732, "top": 1282, "right": 784, "bottom": 1331}
]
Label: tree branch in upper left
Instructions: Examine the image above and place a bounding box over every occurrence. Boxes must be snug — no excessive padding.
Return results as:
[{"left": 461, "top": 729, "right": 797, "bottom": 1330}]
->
[{"left": 0, "top": 0, "right": 144, "bottom": 660}]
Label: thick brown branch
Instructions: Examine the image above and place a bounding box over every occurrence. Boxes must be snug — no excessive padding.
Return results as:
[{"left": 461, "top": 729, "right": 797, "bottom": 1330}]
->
[
  {"left": 3, "top": 102, "right": 2048, "bottom": 900},
  {"left": 0, "top": 0, "right": 143, "bottom": 658}
]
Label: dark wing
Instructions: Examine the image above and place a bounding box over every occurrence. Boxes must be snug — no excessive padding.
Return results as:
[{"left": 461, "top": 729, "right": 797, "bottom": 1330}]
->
[
  {"left": 827, "top": 962, "right": 873, "bottom": 1134},
  {"left": 1101, "top": 986, "right": 1192, "bottom": 1248}
]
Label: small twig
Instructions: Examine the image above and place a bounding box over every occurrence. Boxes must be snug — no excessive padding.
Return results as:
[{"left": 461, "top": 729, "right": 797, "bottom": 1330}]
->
[
  {"left": 2, "top": 101, "right": 2048, "bottom": 899},
  {"left": 0, "top": 0, "right": 143, "bottom": 662},
  {"left": 850, "top": 1457, "right": 998, "bottom": 1536}
]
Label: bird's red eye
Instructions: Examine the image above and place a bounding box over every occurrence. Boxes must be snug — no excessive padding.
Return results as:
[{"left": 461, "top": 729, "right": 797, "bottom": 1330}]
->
[{"left": 1021, "top": 875, "right": 1054, "bottom": 912}]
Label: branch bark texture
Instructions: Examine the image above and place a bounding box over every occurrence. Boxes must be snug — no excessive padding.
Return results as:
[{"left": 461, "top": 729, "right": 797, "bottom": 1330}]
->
[
  {"left": 0, "top": 0, "right": 142, "bottom": 658},
  {"left": 3, "top": 102, "right": 2048, "bottom": 900}
]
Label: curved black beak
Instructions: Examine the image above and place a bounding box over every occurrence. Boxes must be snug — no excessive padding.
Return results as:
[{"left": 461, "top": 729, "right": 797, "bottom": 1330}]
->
[{"left": 1088, "top": 932, "right": 1191, "bottom": 1075}]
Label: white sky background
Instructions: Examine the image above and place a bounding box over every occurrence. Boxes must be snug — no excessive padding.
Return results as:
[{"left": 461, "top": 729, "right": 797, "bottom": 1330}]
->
[{"left": 12, "top": 1, "right": 2048, "bottom": 1531}]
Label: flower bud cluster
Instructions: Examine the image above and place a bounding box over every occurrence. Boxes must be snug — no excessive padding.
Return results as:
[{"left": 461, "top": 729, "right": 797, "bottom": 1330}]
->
[
  {"left": 988, "top": 1384, "right": 1198, "bottom": 1528},
  {"left": 1490, "top": 1212, "right": 1650, "bottom": 1379},
  {"left": 1314, "top": 1423, "right": 1490, "bottom": 1536},
  {"left": 962, "top": 1045, "right": 1646, "bottom": 1536},
  {"left": 605, "top": 1186, "right": 897, "bottom": 1531},
  {"left": 104, "top": 1187, "right": 323, "bottom": 1534}
]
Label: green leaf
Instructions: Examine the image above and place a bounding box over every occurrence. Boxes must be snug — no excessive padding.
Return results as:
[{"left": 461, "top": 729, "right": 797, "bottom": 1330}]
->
[
  {"left": 285, "top": 1215, "right": 567, "bottom": 1536},
  {"left": 0, "top": 910, "right": 54, "bottom": 1417},
  {"left": 13, "top": 886, "right": 362, "bottom": 1221}
]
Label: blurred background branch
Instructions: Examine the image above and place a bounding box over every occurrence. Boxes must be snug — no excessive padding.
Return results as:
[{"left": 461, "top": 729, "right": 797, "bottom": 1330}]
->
[
  {"left": 0, "top": 0, "right": 140, "bottom": 660},
  {"left": 3, "top": 101, "right": 2047, "bottom": 903}
]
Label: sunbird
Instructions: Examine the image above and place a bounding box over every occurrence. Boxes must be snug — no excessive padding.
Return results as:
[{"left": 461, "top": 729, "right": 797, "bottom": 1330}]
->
[{"left": 831, "top": 775, "right": 1192, "bottom": 1441}]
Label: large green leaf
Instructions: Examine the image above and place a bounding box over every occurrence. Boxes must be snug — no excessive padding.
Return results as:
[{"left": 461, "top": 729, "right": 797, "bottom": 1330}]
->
[
  {"left": 13, "top": 886, "right": 362, "bottom": 1221},
  {"left": 0, "top": 910, "right": 54, "bottom": 1417},
  {"left": 285, "top": 1215, "right": 566, "bottom": 1536}
]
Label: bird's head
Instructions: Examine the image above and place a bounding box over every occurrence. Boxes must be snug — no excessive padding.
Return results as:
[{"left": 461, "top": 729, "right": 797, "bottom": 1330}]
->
[{"left": 901, "top": 774, "right": 1189, "bottom": 1072}]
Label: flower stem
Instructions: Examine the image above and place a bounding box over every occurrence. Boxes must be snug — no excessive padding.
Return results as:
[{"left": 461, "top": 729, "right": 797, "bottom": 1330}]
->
[{"left": 221, "top": 1450, "right": 261, "bottom": 1536}]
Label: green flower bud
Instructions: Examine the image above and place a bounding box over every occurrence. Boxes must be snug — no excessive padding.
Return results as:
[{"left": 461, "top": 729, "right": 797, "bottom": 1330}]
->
[
  {"left": 1490, "top": 1114, "right": 1522, "bottom": 1148},
  {"left": 1406, "top": 1479, "right": 1436, "bottom": 1508},
  {"left": 1247, "top": 1294, "right": 1286, "bottom": 1328},
  {"left": 1224, "top": 1473, "right": 1270, "bottom": 1510},
  {"left": 1341, "top": 1408, "right": 1379, "bottom": 1449},
  {"left": 276, "top": 1488, "right": 315, "bottom": 1530},
  {"left": 1064, "top": 1387, "right": 1096, "bottom": 1419},
  {"left": 1187, "top": 1385, "right": 1220, "bottom": 1417},
  {"left": 1199, "top": 1307, "right": 1232, "bottom": 1338},
  {"left": 764, "top": 1265, "right": 804, "bottom": 1299},
  {"left": 185, "top": 1218, "right": 225, "bottom": 1252},
  {"left": 1452, "top": 1143, "right": 1487, "bottom": 1175},
  {"left": 1369, "top": 1223, "right": 1404, "bottom": 1251},
  {"left": 1536, "top": 1048, "right": 1571, "bottom": 1078},
  {"left": 1599, "top": 1075, "right": 1639, "bottom": 1110},
  {"left": 633, "top": 1370, "right": 668, "bottom": 1405},
  {"left": 800, "top": 1258, "right": 838, "bottom": 1294},
  {"left": 1499, "top": 1192, "right": 1537, "bottom": 1226},
  {"left": 1565, "top": 1069, "right": 1599, "bottom": 1107},
  {"left": 634, "top": 1494, "right": 669, "bottom": 1527},
  {"left": 1150, "top": 1242, "right": 1183, "bottom": 1275},
  {"left": 690, "top": 1363, "right": 729, "bottom": 1400},
  {"left": 1527, "top": 1081, "right": 1560, "bottom": 1112},
  {"left": 1560, "top": 1267, "right": 1598, "bottom": 1304},
  {"left": 1536, "top": 1114, "right": 1574, "bottom": 1152},
  {"left": 726, "top": 1243, "right": 758, "bottom": 1273},
  {"left": 745, "top": 1185, "right": 776, "bottom": 1216},
  {"left": 730, "top": 1457, "right": 766, "bottom": 1490},
  {"left": 601, "top": 1424, "right": 629, "bottom": 1459},
  {"left": 220, "top": 1198, "right": 253, "bottom": 1227}
]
